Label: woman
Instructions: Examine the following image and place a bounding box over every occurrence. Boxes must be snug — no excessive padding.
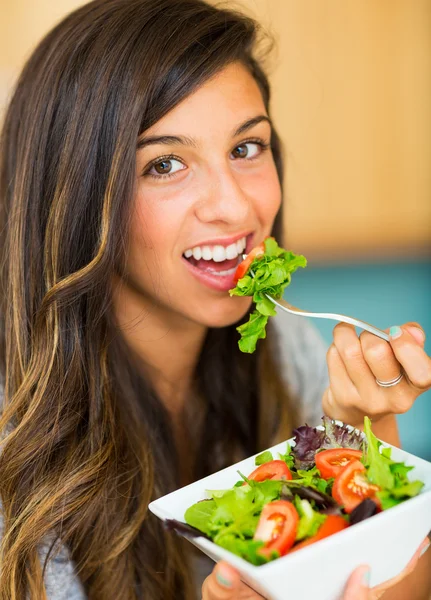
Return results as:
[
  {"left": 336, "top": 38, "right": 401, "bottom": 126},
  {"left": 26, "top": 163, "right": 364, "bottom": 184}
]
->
[{"left": 0, "top": 1, "right": 429, "bottom": 599}]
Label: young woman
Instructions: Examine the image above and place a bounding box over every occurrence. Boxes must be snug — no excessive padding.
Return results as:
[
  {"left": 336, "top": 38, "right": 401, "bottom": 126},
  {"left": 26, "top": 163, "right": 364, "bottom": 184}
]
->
[{"left": 0, "top": 1, "right": 429, "bottom": 599}]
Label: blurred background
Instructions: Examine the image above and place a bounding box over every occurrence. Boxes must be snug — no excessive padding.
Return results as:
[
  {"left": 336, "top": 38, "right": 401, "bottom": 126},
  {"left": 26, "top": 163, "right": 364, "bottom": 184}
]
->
[{"left": 1, "top": 0, "right": 430, "bottom": 459}]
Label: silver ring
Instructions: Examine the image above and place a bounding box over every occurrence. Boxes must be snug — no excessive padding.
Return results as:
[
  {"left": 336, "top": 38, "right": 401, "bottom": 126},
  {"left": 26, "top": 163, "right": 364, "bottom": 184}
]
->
[{"left": 375, "top": 373, "right": 404, "bottom": 387}]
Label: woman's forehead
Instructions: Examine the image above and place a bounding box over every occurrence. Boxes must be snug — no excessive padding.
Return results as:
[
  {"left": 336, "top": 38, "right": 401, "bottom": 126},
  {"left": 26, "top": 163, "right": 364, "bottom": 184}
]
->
[{"left": 140, "top": 62, "right": 268, "bottom": 144}]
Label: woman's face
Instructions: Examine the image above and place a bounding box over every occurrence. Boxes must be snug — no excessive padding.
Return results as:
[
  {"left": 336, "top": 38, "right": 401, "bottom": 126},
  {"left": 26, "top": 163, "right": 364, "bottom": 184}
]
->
[{"left": 128, "top": 61, "right": 281, "bottom": 329}]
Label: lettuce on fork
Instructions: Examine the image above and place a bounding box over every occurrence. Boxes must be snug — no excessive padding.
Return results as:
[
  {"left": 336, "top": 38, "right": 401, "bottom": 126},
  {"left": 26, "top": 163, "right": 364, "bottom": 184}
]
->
[{"left": 229, "top": 237, "right": 307, "bottom": 353}]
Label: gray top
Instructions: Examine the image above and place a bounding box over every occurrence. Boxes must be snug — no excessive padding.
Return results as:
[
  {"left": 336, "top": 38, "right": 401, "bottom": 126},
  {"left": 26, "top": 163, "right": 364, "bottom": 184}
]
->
[{"left": 0, "top": 311, "right": 329, "bottom": 599}]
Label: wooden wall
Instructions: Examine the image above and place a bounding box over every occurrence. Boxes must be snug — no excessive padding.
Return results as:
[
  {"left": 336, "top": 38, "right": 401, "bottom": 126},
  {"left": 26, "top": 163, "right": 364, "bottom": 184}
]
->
[{"left": 1, "top": 0, "right": 430, "bottom": 263}]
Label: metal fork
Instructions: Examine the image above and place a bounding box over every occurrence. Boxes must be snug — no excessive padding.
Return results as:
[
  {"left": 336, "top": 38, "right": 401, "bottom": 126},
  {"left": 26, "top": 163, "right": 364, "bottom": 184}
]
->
[{"left": 247, "top": 260, "right": 389, "bottom": 342}]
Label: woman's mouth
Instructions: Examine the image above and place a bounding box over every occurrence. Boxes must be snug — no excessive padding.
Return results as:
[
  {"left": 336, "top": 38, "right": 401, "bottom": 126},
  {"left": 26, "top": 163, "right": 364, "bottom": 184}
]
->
[{"left": 182, "top": 235, "right": 249, "bottom": 291}]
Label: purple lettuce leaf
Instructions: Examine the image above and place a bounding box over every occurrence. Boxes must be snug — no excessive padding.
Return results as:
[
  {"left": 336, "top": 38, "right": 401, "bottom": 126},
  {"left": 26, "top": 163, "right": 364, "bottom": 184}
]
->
[
  {"left": 291, "top": 416, "right": 366, "bottom": 470},
  {"left": 321, "top": 416, "right": 365, "bottom": 451},
  {"left": 164, "top": 519, "right": 211, "bottom": 540},
  {"left": 291, "top": 425, "right": 326, "bottom": 470}
]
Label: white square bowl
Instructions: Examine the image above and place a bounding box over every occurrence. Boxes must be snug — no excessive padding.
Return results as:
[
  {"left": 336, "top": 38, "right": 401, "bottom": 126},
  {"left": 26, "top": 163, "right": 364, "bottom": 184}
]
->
[{"left": 149, "top": 437, "right": 431, "bottom": 600}]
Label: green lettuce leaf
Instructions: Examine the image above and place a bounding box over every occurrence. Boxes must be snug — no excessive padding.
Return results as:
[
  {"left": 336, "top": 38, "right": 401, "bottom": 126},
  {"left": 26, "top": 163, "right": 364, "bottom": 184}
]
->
[
  {"left": 278, "top": 443, "right": 295, "bottom": 470},
  {"left": 294, "top": 496, "right": 327, "bottom": 541},
  {"left": 363, "top": 416, "right": 424, "bottom": 508},
  {"left": 363, "top": 416, "right": 395, "bottom": 489},
  {"left": 229, "top": 238, "right": 307, "bottom": 352},
  {"left": 184, "top": 500, "right": 217, "bottom": 536},
  {"left": 290, "top": 466, "right": 333, "bottom": 494},
  {"left": 255, "top": 450, "right": 274, "bottom": 466},
  {"left": 213, "top": 533, "right": 276, "bottom": 565}
]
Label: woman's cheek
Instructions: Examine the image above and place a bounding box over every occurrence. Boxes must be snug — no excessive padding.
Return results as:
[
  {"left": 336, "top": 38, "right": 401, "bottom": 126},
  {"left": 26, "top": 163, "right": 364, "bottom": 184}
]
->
[{"left": 251, "top": 167, "right": 282, "bottom": 223}]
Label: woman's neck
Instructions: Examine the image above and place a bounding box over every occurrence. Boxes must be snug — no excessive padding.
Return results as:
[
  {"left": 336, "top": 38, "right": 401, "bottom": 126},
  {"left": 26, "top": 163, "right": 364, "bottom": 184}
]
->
[{"left": 111, "top": 275, "right": 207, "bottom": 416}]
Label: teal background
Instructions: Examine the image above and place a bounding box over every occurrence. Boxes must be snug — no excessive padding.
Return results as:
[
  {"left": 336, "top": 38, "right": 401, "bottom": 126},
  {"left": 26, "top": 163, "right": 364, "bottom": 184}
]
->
[{"left": 286, "top": 260, "right": 431, "bottom": 461}]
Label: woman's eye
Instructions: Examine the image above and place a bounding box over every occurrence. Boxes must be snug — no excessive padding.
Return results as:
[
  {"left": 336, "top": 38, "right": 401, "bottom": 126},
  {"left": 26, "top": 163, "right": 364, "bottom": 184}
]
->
[
  {"left": 147, "top": 158, "right": 186, "bottom": 177},
  {"left": 231, "top": 142, "right": 262, "bottom": 160}
]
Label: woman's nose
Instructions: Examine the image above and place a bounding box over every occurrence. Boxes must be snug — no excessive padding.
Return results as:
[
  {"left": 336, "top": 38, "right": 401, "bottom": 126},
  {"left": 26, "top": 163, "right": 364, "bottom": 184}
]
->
[{"left": 194, "top": 165, "right": 251, "bottom": 225}]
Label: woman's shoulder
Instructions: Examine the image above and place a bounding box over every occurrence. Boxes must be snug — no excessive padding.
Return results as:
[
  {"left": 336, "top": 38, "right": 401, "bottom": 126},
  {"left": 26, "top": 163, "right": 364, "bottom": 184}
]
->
[{"left": 271, "top": 310, "right": 329, "bottom": 426}]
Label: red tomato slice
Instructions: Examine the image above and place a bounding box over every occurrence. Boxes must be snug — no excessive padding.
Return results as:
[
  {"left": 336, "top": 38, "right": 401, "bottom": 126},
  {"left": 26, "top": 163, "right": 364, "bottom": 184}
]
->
[
  {"left": 233, "top": 242, "right": 265, "bottom": 282},
  {"left": 289, "top": 515, "right": 348, "bottom": 553},
  {"left": 315, "top": 448, "right": 363, "bottom": 479},
  {"left": 254, "top": 500, "right": 299, "bottom": 557},
  {"left": 332, "top": 460, "right": 380, "bottom": 513},
  {"left": 248, "top": 460, "right": 292, "bottom": 483}
]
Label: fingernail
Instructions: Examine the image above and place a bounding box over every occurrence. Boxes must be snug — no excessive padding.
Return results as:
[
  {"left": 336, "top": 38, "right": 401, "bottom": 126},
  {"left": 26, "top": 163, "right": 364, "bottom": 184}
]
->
[
  {"left": 420, "top": 541, "right": 430, "bottom": 558},
  {"left": 407, "top": 326, "right": 426, "bottom": 344},
  {"left": 362, "top": 569, "right": 371, "bottom": 588},
  {"left": 216, "top": 565, "right": 233, "bottom": 588},
  {"left": 389, "top": 326, "right": 403, "bottom": 340}
]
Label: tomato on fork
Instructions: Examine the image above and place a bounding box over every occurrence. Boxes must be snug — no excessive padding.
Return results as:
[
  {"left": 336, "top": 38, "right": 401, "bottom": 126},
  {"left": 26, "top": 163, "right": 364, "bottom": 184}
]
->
[{"left": 233, "top": 241, "right": 265, "bottom": 282}]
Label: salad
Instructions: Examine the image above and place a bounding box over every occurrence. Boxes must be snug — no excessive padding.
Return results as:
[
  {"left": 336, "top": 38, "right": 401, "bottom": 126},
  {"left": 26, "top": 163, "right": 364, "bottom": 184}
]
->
[
  {"left": 170, "top": 417, "right": 424, "bottom": 566},
  {"left": 229, "top": 237, "right": 306, "bottom": 353}
]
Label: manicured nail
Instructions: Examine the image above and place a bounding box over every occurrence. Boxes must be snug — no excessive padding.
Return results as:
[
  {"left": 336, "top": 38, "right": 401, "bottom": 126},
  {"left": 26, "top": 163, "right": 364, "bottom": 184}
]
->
[
  {"left": 362, "top": 569, "right": 371, "bottom": 588},
  {"left": 420, "top": 541, "right": 430, "bottom": 558},
  {"left": 389, "top": 326, "right": 402, "bottom": 340},
  {"left": 216, "top": 565, "right": 233, "bottom": 588},
  {"left": 408, "top": 326, "right": 426, "bottom": 344}
]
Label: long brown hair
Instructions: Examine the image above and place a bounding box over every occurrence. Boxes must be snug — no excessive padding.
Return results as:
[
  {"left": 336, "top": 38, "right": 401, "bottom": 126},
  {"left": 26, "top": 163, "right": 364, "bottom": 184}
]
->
[{"left": 0, "top": 1, "right": 294, "bottom": 598}]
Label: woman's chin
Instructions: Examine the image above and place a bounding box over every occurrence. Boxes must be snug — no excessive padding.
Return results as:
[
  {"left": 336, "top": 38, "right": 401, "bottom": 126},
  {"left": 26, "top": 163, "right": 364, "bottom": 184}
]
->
[{"left": 197, "top": 295, "right": 253, "bottom": 329}]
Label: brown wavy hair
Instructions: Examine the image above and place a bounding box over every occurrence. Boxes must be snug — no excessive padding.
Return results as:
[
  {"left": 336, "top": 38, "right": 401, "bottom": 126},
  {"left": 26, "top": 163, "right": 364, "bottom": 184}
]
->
[{"left": 0, "top": 0, "right": 295, "bottom": 598}]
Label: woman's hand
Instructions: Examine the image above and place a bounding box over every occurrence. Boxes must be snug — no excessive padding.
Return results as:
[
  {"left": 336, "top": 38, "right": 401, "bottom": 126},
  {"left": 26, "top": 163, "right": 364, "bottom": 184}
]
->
[
  {"left": 202, "top": 538, "right": 430, "bottom": 599},
  {"left": 340, "top": 537, "right": 430, "bottom": 599},
  {"left": 322, "top": 322, "right": 431, "bottom": 428},
  {"left": 202, "top": 562, "right": 265, "bottom": 599}
]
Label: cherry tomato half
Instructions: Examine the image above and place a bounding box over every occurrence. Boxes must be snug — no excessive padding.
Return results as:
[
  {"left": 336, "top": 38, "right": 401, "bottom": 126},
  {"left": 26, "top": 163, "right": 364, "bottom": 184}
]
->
[
  {"left": 248, "top": 460, "right": 293, "bottom": 483},
  {"left": 315, "top": 448, "right": 363, "bottom": 480},
  {"left": 289, "top": 515, "right": 348, "bottom": 553},
  {"left": 254, "top": 500, "right": 299, "bottom": 558},
  {"left": 332, "top": 460, "right": 380, "bottom": 513},
  {"left": 233, "top": 242, "right": 265, "bottom": 282}
]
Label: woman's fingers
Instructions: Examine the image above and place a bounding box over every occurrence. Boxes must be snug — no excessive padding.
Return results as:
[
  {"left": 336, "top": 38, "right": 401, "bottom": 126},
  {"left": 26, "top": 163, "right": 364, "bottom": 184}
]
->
[
  {"left": 202, "top": 563, "right": 240, "bottom": 599},
  {"left": 340, "top": 538, "right": 430, "bottom": 600},
  {"left": 359, "top": 330, "right": 404, "bottom": 385},
  {"left": 326, "top": 321, "right": 430, "bottom": 421},
  {"left": 205, "top": 540, "right": 430, "bottom": 600},
  {"left": 368, "top": 537, "right": 430, "bottom": 599},
  {"left": 323, "top": 343, "right": 365, "bottom": 424},
  {"left": 202, "top": 562, "right": 265, "bottom": 599},
  {"left": 332, "top": 324, "right": 396, "bottom": 406},
  {"left": 402, "top": 323, "right": 426, "bottom": 348},
  {"left": 340, "top": 565, "right": 370, "bottom": 600},
  {"left": 388, "top": 325, "right": 431, "bottom": 392}
]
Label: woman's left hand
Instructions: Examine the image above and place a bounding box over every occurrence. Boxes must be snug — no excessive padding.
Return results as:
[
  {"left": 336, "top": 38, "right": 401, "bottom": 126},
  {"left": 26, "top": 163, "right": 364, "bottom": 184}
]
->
[
  {"left": 340, "top": 537, "right": 430, "bottom": 599},
  {"left": 322, "top": 322, "right": 431, "bottom": 427}
]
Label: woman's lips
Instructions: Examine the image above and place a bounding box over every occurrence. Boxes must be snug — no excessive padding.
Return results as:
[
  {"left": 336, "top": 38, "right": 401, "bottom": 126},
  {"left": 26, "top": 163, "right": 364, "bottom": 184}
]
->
[
  {"left": 181, "top": 232, "right": 259, "bottom": 292},
  {"left": 182, "top": 255, "right": 241, "bottom": 292},
  {"left": 186, "top": 256, "right": 239, "bottom": 272}
]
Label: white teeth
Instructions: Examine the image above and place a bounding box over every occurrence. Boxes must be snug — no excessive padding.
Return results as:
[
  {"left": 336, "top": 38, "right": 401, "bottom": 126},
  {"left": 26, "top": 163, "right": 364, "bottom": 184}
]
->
[
  {"left": 212, "top": 245, "right": 227, "bottom": 262},
  {"left": 184, "top": 236, "right": 247, "bottom": 262},
  {"left": 201, "top": 246, "right": 212, "bottom": 260},
  {"left": 225, "top": 243, "right": 238, "bottom": 260},
  {"left": 211, "top": 266, "right": 237, "bottom": 276},
  {"left": 192, "top": 247, "right": 202, "bottom": 260}
]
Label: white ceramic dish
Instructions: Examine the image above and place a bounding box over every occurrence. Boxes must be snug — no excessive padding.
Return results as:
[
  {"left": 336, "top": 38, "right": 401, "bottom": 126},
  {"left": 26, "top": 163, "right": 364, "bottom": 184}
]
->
[{"left": 149, "top": 435, "right": 431, "bottom": 600}]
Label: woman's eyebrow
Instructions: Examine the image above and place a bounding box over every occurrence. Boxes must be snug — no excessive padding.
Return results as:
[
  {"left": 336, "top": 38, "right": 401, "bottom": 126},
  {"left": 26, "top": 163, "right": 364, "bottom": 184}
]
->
[
  {"left": 233, "top": 115, "right": 272, "bottom": 137},
  {"left": 136, "top": 115, "right": 272, "bottom": 150},
  {"left": 137, "top": 134, "right": 198, "bottom": 150}
]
